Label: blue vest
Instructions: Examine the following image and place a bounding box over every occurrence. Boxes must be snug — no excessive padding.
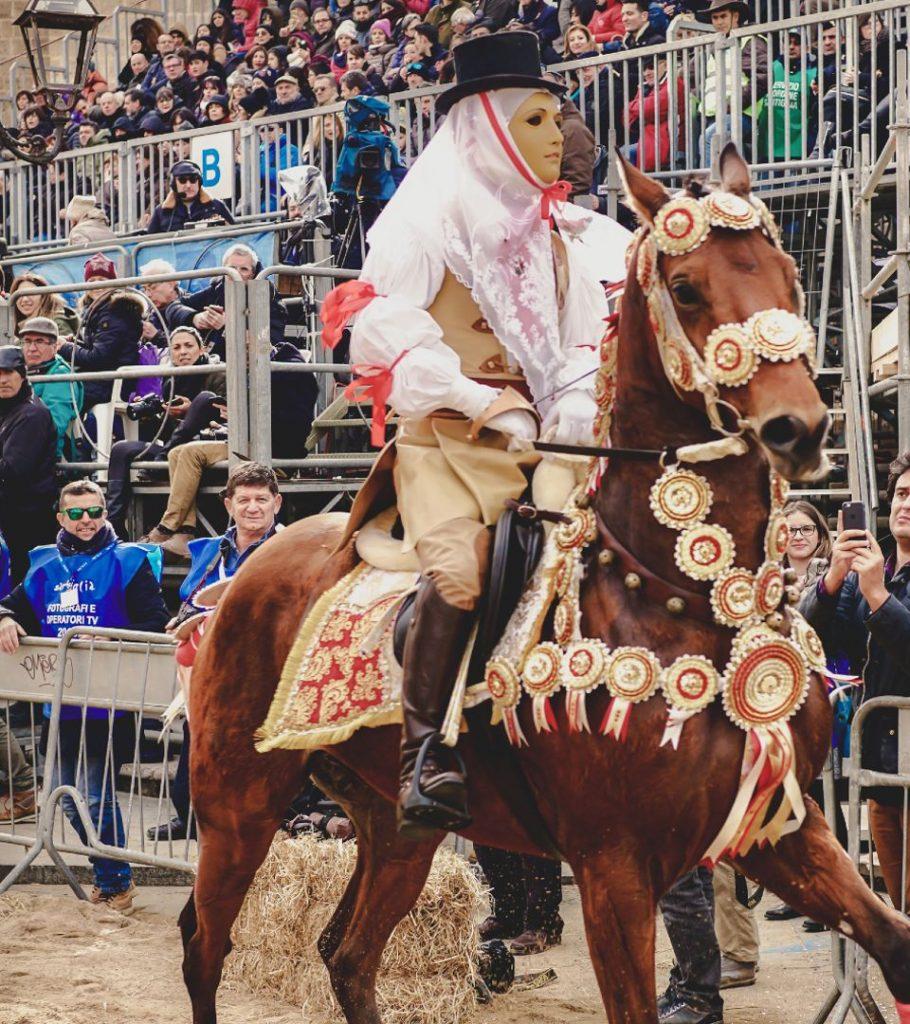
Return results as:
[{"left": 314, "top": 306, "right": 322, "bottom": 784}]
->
[
  {"left": 180, "top": 536, "right": 228, "bottom": 603},
  {"left": 0, "top": 533, "right": 9, "bottom": 602},
  {"left": 23, "top": 540, "right": 163, "bottom": 721}
]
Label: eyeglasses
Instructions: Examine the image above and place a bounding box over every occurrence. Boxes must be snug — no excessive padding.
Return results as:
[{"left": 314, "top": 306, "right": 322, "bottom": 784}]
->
[
  {"left": 788, "top": 525, "right": 817, "bottom": 537},
  {"left": 62, "top": 506, "right": 105, "bottom": 521},
  {"left": 176, "top": 175, "right": 200, "bottom": 184}
]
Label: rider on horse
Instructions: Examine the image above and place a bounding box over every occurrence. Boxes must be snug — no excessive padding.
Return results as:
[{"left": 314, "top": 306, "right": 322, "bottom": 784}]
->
[{"left": 325, "top": 31, "right": 628, "bottom": 835}]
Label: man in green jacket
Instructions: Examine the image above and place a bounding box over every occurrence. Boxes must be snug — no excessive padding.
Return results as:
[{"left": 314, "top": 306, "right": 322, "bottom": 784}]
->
[{"left": 19, "top": 317, "right": 83, "bottom": 459}]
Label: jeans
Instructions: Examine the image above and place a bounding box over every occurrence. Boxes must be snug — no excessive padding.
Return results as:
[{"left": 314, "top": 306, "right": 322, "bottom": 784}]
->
[
  {"left": 701, "top": 114, "right": 754, "bottom": 166},
  {"left": 52, "top": 719, "right": 132, "bottom": 895},
  {"left": 659, "top": 867, "right": 723, "bottom": 1013},
  {"left": 474, "top": 845, "right": 563, "bottom": 937}
]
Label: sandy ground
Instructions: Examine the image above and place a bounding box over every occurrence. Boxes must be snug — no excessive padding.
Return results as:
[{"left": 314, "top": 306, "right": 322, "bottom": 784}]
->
[{"left": 0, "top": 882, "right": 899, "bottom": 1024}]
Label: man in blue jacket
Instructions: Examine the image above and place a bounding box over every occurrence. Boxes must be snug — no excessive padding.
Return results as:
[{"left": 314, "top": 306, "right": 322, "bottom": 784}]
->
[
  {"left": 0, "top": 479, "right": 168, "bottom": 914},
  {"left": 147, "top": 462, "right": 283, "bottom": 841},
  {"left": 145, "top": 161, "right": 235, "bottom": 235}
]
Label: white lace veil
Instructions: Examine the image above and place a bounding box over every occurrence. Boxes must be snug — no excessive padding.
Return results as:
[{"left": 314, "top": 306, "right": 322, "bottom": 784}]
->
[{"left": 364, "top": 88, "right": 609, "bottom": 403}]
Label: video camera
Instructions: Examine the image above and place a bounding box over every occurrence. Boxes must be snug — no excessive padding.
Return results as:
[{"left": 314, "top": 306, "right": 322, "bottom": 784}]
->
[
  {"left": 331, "top": 96, "right": 403, "bottom": 202},
  {"left": 126, "top": 393, "right": 165, "bottom": 422}
]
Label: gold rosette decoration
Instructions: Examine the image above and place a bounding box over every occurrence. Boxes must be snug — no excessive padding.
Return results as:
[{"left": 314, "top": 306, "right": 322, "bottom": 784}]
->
[
  {"left": 703, "top": 191, "right": 760, "bottom": 231},
  {"left": 485, "top": 656, "right": 526, "bottom": 746},
  {"left": 652, "top": 196, "right": 710, "bottom": 255},
  {"left": 522, "top": 642, "right": 564, "bottom": 733},
  {"left": 748, "top": 309, "right": 812, "bottom": 363},
  {"left": 790, "top": 612, "right": 827, "bottom": 674},
  {"left": 561, "top": 639, "right": 609, "bottom": 733},
  {"left": 722, "top": 636, "right": 809, "bottom": 731},
  {"left": 663, "top": 655, "right": 719, "bottom": 712},
  {"left": 764, "top": 513, "right": 790, "bottom": 562},
  {"left": 601, "top": 646, "right": 661, "bottom": 741},
  {"left": 769, "top": 470, "right": 790, "bottom": 511},
  {"left": 553, "top": 598, "right": 577, "bottom": 646},
  {"left": 704, "top": 325, "right": 758, "bottom": 387},
  {"left": 664, "top": 336, "right": 696, "bottom": 391},
  {"left": 649, "top": 467, "right": 713, "bottom": 531},
  {"left": 636, "top": 233, "right": 658, "bottom": 294},
  {"left": 555, "top": 506, "right": 597, "bottom": 552},
  {"left": 674, "top": 523, "right": 736, "bottom": 581},
  {"left": 710, "top": 567, "right": 757, "bottom": 628},
  {"left": 751, "top": 195, "right": 782, "bottom": 245},
  {"left": 754, "top": 561, "right": 785, "bottom": 617}
]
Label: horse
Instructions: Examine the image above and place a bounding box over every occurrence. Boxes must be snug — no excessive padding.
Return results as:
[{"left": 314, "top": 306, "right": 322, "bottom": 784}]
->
[{"left": 179, "top": 147, "right": 910, "bottom": 1024}]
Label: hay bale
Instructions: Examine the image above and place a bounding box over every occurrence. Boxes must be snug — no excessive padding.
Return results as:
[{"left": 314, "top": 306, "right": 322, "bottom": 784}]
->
[{"left": 224, "top": 834, "right": 485, "bottom": 1024}]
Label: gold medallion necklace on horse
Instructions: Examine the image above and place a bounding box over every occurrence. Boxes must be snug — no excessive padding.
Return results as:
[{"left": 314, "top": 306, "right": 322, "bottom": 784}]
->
[{"left": 178, "top": 37, "right": 910, "bottom": 1024}]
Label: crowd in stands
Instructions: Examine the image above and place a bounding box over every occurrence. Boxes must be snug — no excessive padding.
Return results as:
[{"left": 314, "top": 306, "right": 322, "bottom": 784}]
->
[{"left": 6, "top": 0, "right": 901, "bottom": 236}]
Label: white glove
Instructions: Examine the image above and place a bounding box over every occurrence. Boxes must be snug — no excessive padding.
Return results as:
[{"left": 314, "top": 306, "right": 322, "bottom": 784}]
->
[
  {"left": 541, "top": 389, "right": 598, "bottom": 446},
  {"left": 485, "top": 408, "right": 539, "bottom": 452}
]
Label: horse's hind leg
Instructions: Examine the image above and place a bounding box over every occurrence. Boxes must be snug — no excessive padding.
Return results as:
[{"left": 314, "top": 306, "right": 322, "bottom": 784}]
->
[
  {"left": 182, "top": 750, "right": 305, "bottom": 1024},
  {"left": 312, "top": 755, "right": 443, "bottom": 1024},
  {"left": 571, "top": 849, "right": 659, "bottom": 1023},
  {"left": 737, "top": 799, "right": 910, "bottom": 1003}
]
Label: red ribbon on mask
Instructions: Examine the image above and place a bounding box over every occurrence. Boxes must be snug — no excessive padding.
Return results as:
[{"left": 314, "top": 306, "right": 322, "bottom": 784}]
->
[
  {"left": 479, "top": 92, "right": 572, "bottom": 222},
  {"left": 320, "top": 279, "right": 381, "bottom": 349},
  {"left": 343, "top": 348, "right": 409, "bottom": 448}
]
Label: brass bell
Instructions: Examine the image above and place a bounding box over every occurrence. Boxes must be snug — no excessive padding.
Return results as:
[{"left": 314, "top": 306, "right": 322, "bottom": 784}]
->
[
  {"left": 783, "top": 568, "right": 799, "bottom": 586},
  {"left": 624, "top": 572, "right": 642, "bottom": 590},
  {"left": 598, "top": 549, "right": 615, "bottom": 567},
  {"left": 765, "top": 611, "right": 785, "bottom": 631},
  {"left": 785, "top": 585, "right": 800, "bottom": 605},
  {"left": 666, "top": 596, "right": 686, "bottom": 615}
]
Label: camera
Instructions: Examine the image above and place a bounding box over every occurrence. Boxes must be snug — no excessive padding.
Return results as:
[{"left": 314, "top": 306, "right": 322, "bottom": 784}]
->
[
  {"left": 126, "top": 393, "right": 165, "bottom": 422},
  {"left": 197, "top": 426, "right": 229, "bottom": 442}
]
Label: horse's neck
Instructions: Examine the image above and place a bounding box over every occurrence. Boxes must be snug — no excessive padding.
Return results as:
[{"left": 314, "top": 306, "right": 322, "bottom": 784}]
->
[{"left": 596, "top": 287, "right": 770, "bottom": 581}]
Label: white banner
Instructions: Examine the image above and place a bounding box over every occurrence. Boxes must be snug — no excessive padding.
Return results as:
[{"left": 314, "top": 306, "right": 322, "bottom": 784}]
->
[{"left": 191, "top": 130, "right": 235, "bottom": 202}]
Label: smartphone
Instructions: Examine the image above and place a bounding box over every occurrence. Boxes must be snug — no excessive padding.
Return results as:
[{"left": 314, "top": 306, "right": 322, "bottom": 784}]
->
[{"left": 841, "top": 501, "right": 866, "bottom": 533}]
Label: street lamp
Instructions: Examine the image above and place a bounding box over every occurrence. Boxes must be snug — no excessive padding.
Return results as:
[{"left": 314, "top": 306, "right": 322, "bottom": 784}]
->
[{"left": 6, "top": 0, "right": 104, "bottom": 163}]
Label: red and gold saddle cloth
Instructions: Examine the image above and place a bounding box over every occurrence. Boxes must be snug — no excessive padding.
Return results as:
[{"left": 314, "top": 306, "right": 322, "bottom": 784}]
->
[{"left": 256, "top": 564, "right": 418, "bottom": 751}]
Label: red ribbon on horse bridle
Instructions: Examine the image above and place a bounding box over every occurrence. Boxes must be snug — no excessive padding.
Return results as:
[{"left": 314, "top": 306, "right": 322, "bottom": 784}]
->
[
  {"left": 478, "top": 92, "right": 572, "bottom": 222},
  {"left": 320, "top": 279, "right": 381, "bottom": 349}
]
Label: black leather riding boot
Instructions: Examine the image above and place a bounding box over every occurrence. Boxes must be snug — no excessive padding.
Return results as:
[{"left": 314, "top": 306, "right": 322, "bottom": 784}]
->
[{"left": 398, "top": 580, "right": 474, "bottom": 838}]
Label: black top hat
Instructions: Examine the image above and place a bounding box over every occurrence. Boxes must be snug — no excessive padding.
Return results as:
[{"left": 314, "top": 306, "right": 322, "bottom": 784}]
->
[{"left": 436, "top": 30, "right": 564, "bottom": 114}]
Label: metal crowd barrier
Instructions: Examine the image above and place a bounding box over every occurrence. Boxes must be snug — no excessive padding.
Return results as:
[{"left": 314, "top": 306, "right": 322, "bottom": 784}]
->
[
  {"left": 811, "top": 695, "right": 910, "bottom": 1024},
  {"left": 0, "top": 0, "right": 904, "bottom": 244},
  {"left": 0, "top": 629, "right": 195, "bottom": 895}
]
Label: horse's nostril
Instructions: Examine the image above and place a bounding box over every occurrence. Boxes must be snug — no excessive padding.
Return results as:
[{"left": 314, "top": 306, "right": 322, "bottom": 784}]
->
[{"left": 759, "top": 415, "right": 807, "bottom": 453}]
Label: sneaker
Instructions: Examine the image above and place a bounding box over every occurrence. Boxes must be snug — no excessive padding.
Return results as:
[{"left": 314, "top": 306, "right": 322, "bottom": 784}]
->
[
  {"left": 88, "top": 885, "right": 104, "bottom": 905},
  {"left": 99, "top": 883, "right": 137, "bottom": 916},
  {"left": 0, "top": 790, "right": 37, "bottom": 822},
  {"left": 147, "top": 816, "right": 193, "bottom": 841},
  {"left": 658, "top": 998, "right": 723, "bottom": 1024},
  {"left": 720, "top": 956, "right": 757, "bottom": 989}
]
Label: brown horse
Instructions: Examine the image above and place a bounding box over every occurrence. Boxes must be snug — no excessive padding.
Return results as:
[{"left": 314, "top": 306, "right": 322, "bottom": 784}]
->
[{"left": 180, "top": 149, "right": 910, "bottom": 1024}]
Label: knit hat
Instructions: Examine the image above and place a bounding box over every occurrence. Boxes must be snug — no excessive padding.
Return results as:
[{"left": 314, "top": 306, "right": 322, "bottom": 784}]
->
[
  {"left": 18, "top": 316, "right": 58, "bottom": 341},
  {"left": 0, "top": 345, "right": 26, "bottom": 378},
  {"left": 140, "top": 111, "right": 167, "bottom": 133},
  {"left": 370, "top": 17, "right": 392, "bottom": 38},
  {"left": 335, "top": 18, "right": 358, "bottom": 39},
  {"left": 84, "top": 252, "right": 117, "bottom": 281},
  {"left": 239, "top": 92, "right": 268, "bottom": 116},
  {"left": 65, "top": 194, "right": 102, "bottom": 223}
]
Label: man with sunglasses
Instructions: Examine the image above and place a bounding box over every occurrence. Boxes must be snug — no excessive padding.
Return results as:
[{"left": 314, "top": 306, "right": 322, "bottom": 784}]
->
[
  {"left": 146, "top": 160, "right": 235, "bottom": 235},
  {"left": 0, "top": 479, "right": 168, "bottom": 913}
]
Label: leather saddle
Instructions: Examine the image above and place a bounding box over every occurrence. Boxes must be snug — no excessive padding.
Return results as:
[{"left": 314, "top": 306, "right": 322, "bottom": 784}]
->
[{"left": 392, "top": 500, "right": 546, "bottom": 674}]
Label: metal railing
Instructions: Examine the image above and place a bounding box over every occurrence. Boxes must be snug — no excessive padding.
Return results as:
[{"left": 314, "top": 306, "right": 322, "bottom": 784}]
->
[{"left": 0, "top": 629, "right": 195, "bottom": 893}]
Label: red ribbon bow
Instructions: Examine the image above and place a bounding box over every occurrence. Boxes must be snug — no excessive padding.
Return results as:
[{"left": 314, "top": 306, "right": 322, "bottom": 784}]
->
[
  {"left": 343, "top": 349, "right": 409, "bottom": 448},
  {"left": 479, "top": 92, "right": 572, "bottom": 222},
  {"left": 320, "top": 279, "right": 379, "bottom": 349}
]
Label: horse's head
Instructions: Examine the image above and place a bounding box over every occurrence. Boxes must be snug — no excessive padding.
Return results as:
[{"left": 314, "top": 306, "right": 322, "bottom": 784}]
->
[{"left": 617, "top": 144, "right": 829, "bottom": 482}]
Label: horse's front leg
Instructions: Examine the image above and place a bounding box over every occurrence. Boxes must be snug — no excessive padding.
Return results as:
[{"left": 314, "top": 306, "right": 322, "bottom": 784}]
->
[
  {"left": 570, "top": 847, "right": 659, "bottom": 1023},
  {"left": 736, "top": 798, "right": 910, "bottom": 1004}
]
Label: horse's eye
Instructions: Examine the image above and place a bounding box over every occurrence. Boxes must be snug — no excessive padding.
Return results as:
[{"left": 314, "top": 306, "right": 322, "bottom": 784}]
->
[{"left": 671, "top": 281, "right": 700, "bottom": 307}]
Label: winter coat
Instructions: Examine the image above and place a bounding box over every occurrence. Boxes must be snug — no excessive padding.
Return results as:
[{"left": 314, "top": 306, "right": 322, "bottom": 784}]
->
[
  {"left": 559, "top": 99, "right": 595, "bottom": 197},
  {"left": 29, "top": 355, "right": 84, "bottom": 458},
  {"left": 146, "top": 189, "right": 235, "bottom": 235},
  {"left": 516, "top": 0, "right": 561, "bottom": 60},
  {"left": 58, "top": 290, "right": 145, "bottom": 408},
  {"left": 68, "top": 211, "right": 117, "bottom": 247},
  {"left": 270, "top": 340, "right": 319, "bottom": 457},
  {"left": 472, "top": 0, "right": 518, "bottom": 31},
  {"left": 799, "top": 559, "right": 910, "bottom": 805},
  {"left": 587, "top": 0, "right": 623, "bottom": 43},
  {"left": 0, "top": 382, "right": 57, "bottom": 515},
  {"left": 424, "top": 0, "right": 472, "bottom": 49},
  {"left": 625, "top": 73, "right": 685, "bottom": 171}
]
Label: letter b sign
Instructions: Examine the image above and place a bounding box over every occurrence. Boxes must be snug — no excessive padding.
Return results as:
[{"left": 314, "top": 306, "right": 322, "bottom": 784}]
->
[{"left": 190, "top": 131, "right": 234, "bottom": 201}]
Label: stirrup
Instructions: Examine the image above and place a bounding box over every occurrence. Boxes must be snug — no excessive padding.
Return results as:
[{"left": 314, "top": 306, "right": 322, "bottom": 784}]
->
[{"left": 398, "top": 731, "right": 472, "bottom": 837}]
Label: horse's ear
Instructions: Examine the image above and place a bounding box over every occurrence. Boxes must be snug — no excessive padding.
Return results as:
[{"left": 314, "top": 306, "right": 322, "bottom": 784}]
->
[
  {"left": 615, "top": 150, "right": 669, "bottom": 226},
  {"left": 718, "top": 142, "right": 752, "bottom": 197}
]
